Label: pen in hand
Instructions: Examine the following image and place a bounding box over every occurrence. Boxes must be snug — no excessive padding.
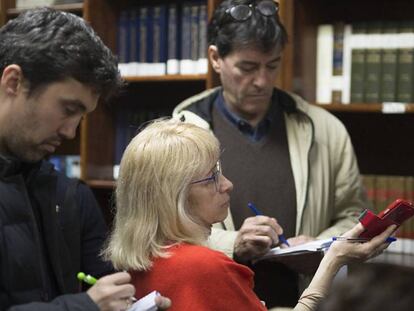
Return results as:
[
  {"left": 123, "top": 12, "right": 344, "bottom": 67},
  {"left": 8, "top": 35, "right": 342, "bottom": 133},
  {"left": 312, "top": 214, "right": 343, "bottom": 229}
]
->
[
  {"left": 77, "top": 272, "right": 97, "bottom": 285},
  {"left": 247, "top": 202, "right": 290, "bottom": 247},
  {"left": 77, "top": 272, "right": 137, "bottom": 302},
  {"left": 332, "top": 236, "right": 397, "bottom": 243}
]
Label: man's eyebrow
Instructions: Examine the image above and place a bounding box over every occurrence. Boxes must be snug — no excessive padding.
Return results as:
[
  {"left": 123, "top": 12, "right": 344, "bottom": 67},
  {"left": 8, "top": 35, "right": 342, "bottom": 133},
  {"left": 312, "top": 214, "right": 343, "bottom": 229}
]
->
[
  {"left": 236, "top": 56, "right": 281, "bottom": 66},
  {"left": 60, "top": 98, "right": 87, "bottom": 113},
  {"left": 267, "top": 56, "right": 281, "bottom": 64},
  {"left": 236, "top": 60, "right": 259, "bottom": 67}
]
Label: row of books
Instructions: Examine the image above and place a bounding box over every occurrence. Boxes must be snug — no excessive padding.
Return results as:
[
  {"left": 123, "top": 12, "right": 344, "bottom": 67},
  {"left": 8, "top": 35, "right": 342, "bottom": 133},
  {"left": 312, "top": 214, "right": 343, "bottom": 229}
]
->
[
  {"left": 362, "top": 174, "right": 414, "bottom": 239},
  {"left": 113, "top": 107, "right": 171, "bottom": 179},
  {"left": 48, "top": 155, "right": 81, "bottom": 179},
  {"left": 117, "top": 1, "right": 208, "bottom": 77},
  {"left": 317, "top": 20, "right": 414, "bottom": 104},
  {"left": 16, "top": 0, "right": 82, "bottom": 8}
]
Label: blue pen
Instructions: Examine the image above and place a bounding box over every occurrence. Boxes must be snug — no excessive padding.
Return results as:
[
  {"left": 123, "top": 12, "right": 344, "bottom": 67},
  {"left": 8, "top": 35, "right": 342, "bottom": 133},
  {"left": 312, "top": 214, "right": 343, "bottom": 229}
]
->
[
  {"left": 332, "top": 236, "right": 397, "bottom": 243},
  {"left": 247, "top": 202, "right": 290, "bottom": 247}
]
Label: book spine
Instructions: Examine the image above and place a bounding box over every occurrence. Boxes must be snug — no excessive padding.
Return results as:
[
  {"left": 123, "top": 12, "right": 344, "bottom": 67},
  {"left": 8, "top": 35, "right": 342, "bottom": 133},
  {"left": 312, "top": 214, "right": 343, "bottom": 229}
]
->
[
  {"left": 159, "top": 5, "right": 168, "bottom": 64},
  {"left": 153, "top": 6, "right": 161, "bottom": 64},
  {"left": 396, "top": 21, "right": 414, "bottom": 103},
  {"left": 146, "top": 7, "right": 154, "bottom": 65},
  {"left": 364, "top": 22, "right": 383, "bottom": 103},
  {"left": 350, "top": 22, "right": 367, "bottom": 103},
  {"left": 396, "top": 48, "right": 414, "bottom": 103},
  {"left": 180, "top": 3, "right": 192, "bottom": 74},
  {"left": 117, "top": 10, "right": 129, "bottom": 64},
  {"left": 378, "top": 22, "right": 398, "bottom": 102},
  {"left": 197, "top": 3, "right": 208, "bottom": 74},
  {"left": 138, "top": 6, "right": 148, "bottom": 74},
  {"left": 364, "top": 47, "right": 382, "bottom": 103},
  {"left": 167, "top": 4, "right": 180, "bottom": 74},
  {"left": 316, "top": 24, "right": 334, "bottom": 104},
  {"left": 350, "top": 49, "right": 366, "bottom": 103},
  {"left": 127, "top": 8, "right": 140, "bottom": 77},
  {"left": 189, "top": 3, "right": 199, "bottom": 74},
  {"left": 341, "top": 24, "right": 353, "bottom": 104},
  {"left": 331, "top": 22, "right": 345, "bottom": 104}
]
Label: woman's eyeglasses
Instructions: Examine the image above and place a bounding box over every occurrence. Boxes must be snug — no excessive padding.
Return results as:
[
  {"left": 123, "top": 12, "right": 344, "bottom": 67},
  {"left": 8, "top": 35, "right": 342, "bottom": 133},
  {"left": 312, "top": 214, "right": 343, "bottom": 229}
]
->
[
  {"left": 225, "top": 0, "right": 279, "bottom": 22},
  {"left": 190, "top": 161, "right": 222, "bottom": 192}
]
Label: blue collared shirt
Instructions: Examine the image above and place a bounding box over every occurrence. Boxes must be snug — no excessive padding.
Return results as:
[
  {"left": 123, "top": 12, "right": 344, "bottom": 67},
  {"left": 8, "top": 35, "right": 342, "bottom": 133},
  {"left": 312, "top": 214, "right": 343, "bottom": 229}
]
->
[{"left": 215, "top": 91, "right": 272, "bottom": 142}]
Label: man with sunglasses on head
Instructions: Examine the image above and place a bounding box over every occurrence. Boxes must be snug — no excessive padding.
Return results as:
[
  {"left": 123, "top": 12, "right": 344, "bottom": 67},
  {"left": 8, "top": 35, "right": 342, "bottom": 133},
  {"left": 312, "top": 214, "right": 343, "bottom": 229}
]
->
[{"left": 173, "top": 0, "right": 367, "bottom": 309}]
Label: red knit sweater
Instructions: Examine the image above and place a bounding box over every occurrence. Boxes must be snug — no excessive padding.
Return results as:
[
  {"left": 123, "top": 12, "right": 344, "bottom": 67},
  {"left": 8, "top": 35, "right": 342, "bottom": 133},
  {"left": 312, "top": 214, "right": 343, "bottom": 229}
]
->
[{"left": 131, "top": 243, "right": 267, "bottom": 310}]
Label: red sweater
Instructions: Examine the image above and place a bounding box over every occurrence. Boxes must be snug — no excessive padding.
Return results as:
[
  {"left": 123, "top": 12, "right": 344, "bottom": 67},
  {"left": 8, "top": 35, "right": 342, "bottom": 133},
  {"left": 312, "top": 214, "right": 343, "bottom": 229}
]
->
[{"left": 131, "top": 243, "right": 267, "bottom": 310}]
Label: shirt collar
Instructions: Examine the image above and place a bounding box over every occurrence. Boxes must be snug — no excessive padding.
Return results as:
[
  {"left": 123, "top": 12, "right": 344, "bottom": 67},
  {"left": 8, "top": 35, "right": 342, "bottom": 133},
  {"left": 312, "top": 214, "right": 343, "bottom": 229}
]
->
[{"left": 215, "top": 91, "right": 275, "bottom": 142}]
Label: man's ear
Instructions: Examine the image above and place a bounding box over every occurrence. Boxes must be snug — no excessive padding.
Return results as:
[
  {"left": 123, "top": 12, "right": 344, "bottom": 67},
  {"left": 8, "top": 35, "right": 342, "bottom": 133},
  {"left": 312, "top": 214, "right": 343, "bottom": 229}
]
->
[
  {"left": 208, "top": 45, "right": 222, "bottom": 74},
  {"left": 0, "top": 64, "right": 25, "bottom": 97}
]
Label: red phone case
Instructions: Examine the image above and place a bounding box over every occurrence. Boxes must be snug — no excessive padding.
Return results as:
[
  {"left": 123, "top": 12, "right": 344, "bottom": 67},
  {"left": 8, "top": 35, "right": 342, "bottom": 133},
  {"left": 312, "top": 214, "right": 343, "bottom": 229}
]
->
[{"left": 359, "top": 199, "right": 414, "bottom": 239}]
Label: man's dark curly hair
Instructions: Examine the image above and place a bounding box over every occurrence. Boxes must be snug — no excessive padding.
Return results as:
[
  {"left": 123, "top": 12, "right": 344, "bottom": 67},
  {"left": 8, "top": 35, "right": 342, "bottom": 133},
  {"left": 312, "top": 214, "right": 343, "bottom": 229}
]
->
[
  {"left": 208, "top": 0, "right": 288, "bottom": 57},
  {"left": 0, "top": 7, "right": 123, "bottom": 101}
]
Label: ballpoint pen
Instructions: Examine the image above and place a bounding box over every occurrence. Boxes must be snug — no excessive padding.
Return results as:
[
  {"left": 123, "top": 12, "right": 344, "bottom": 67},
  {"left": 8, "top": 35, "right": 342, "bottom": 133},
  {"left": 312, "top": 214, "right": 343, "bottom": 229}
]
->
[
  {"left": 247, "top": 202, "right": 290, "bottom": 247},
  {"left": 332, "top": 236, "right": 397, "bottom": 243}
]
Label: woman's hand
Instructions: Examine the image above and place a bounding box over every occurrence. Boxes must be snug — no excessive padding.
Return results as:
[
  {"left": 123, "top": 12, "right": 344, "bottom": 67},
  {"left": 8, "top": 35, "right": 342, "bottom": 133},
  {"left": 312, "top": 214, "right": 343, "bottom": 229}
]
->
[{"left": 325, "top": 223, "right": 397, "bottom": 268}]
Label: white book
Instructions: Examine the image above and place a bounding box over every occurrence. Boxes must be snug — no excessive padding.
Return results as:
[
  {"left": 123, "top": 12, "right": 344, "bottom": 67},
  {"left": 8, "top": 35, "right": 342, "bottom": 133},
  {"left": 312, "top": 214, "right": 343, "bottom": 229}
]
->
[
  {"left": 316, "top": 24, "right": 334, "bottom": 104},
  {"left": 341, "top": 24, "right": 353, "bottom": 104}
]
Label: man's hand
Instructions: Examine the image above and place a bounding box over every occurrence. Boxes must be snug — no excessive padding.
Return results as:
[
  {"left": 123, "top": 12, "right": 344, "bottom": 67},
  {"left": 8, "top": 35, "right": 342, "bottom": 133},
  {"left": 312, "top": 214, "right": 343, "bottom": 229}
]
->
[
  {"left": 287, "top": 235, "right": 316, "bottom": 247},
  {"left": 87, "top": 271, "right": 135, "bottom": 311},
  {"left": 233, "top": 216, "right": 284, "bottom": 263}
]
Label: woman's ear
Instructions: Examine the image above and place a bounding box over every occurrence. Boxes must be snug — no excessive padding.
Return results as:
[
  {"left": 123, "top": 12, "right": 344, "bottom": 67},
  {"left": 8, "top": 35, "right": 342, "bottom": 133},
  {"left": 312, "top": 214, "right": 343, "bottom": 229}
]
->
[
  {"left": 0, "top": 64, "right": 25, "bottom": 97},
  {"left": 208, "top": 45, "right": 221, "bottom": 74}
]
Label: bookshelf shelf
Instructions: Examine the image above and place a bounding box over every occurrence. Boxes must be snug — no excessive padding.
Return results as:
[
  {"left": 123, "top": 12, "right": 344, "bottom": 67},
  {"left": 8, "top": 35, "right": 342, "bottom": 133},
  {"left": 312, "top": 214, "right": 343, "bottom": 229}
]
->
[
  {"left": 314, "top": 103, "right": 414, "bottom": 114},
  {"left": 6, "top": 3, "right": 84, "bottom": 16},
  {"left": 85, "top": 179, "right": 115, "bottom": 189},
  {"left": 123, "top": 74, "right": 207, "bottom": 83}
]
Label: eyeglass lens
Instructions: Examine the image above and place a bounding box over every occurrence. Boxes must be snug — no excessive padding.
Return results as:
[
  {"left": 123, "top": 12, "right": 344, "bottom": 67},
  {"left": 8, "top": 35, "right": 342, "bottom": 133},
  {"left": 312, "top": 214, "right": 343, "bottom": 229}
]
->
[{"left": 228, "top": 1, "right": 278, "bottom": 21}]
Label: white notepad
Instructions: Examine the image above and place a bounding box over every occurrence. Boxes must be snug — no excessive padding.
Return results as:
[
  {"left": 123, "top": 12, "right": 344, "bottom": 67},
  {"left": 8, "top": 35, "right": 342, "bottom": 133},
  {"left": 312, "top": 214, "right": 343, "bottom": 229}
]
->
[
  {"left": 261, "top": 238, "right": 333, "bottom": 259},
  {"left": 128, "top": 291, "right": 159, "bottom": 311}
]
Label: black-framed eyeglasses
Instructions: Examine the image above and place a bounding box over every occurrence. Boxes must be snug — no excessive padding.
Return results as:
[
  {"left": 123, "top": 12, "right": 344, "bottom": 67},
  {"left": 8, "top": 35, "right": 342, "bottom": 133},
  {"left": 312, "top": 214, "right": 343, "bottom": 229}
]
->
[
  {"left": 225, "top": 0, "right": 279, "bottom": 22},
  {"left": 190, "top": 161, "right": 222, "bottom": 192}
]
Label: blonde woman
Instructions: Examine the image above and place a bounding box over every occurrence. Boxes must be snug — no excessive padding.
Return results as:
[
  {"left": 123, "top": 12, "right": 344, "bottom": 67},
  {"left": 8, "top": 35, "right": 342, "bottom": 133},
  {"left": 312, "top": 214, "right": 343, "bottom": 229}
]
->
[{"left": 104, "top": 119, "right": 395, "bottom": 311}]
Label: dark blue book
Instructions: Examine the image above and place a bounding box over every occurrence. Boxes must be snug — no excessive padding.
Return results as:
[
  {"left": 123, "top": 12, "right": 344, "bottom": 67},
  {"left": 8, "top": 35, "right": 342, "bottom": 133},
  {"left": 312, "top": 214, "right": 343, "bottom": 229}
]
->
[
  {"left": 152, "top": 5, "right": 168, "bottom": 74},
  {"left": 129, "top": 8, "right": 139, "bottom": 63},
  {"left": 197, "top": 3, "right": 208, "bottom": 73},
  {"left": 138, "top": 6, "right": 149, "bottom": 64},
  {"left": 167, "top": 3, "right": 180, "bottom": 74},
  {"left": 180, "top": 2, "right": 192, "bottom": 74},
  {"left": 117, "top": 10, "right": 130, "bottom": 64},
  {"left": 114, "top": 107, "right": 129, "bottom": 166}
]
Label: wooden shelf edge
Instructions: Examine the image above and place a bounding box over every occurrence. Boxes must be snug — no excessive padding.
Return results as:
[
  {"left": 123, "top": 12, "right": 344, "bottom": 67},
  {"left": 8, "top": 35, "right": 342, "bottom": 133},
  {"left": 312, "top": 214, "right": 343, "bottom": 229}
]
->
[
  {"left": 7, "top": 3, "right": 84, "bottom": 16},
  {"left": 85, "top": 179, "right": 115, "bottom": 189},
  {"left": 314, "top": 103, "right": 414, "bottom": 114},
  {"left": 123, "top": 74, "right": 207, "bottom": 83}
]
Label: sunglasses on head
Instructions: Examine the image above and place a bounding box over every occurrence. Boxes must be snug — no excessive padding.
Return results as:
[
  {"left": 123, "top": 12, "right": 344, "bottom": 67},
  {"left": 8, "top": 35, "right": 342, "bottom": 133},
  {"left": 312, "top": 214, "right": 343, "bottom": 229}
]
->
[{"left": 225, "top": 0, "right": 279, "bottom": 22}]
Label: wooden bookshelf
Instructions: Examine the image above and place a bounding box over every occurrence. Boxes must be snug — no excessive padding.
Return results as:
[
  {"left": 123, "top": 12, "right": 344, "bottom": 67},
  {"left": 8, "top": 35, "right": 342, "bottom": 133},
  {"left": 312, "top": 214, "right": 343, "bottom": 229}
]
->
[
  {"left": 85, "top": 179, "right": 115, "bottom": 189},
  {"left": 315, "top": 103, "right": 414, "bottom": 114},
  {"left": 288, "top": 0, "right": 414, "bottom": 176},
  {"left": 124, "top": 74, "right": 207, "bottom": 83}
]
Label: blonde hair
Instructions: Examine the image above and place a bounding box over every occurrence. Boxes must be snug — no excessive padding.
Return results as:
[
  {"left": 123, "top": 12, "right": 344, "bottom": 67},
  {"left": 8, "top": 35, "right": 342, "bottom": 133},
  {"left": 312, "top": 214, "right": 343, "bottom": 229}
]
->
[{"left": 103, "top": 118, "right": 220, "bottom": 271}]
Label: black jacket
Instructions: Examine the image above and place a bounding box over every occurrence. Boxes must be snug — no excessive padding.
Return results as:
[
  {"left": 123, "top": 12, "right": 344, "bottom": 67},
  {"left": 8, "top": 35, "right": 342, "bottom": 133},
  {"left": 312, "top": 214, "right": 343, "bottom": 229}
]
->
[{"left": 0, "top": 157, "right": 112, "bottom": 311}]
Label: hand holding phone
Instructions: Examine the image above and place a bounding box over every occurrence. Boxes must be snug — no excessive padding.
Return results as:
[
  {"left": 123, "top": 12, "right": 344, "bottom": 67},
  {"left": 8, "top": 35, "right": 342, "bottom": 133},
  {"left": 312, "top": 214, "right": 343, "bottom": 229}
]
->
[{"left": 359, "top": 199, "right": 414, "bottom": 239}]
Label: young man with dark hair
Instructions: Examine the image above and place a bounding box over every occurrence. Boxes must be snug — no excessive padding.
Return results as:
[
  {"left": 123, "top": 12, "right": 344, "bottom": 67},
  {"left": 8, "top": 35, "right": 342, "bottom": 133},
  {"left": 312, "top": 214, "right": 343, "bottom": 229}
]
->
[
  {"left": 174, "top": 0, "right": 367, "bottom": 308},
  {"left": 0, "top": 7, "right": 170, "bottom": 311}
]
